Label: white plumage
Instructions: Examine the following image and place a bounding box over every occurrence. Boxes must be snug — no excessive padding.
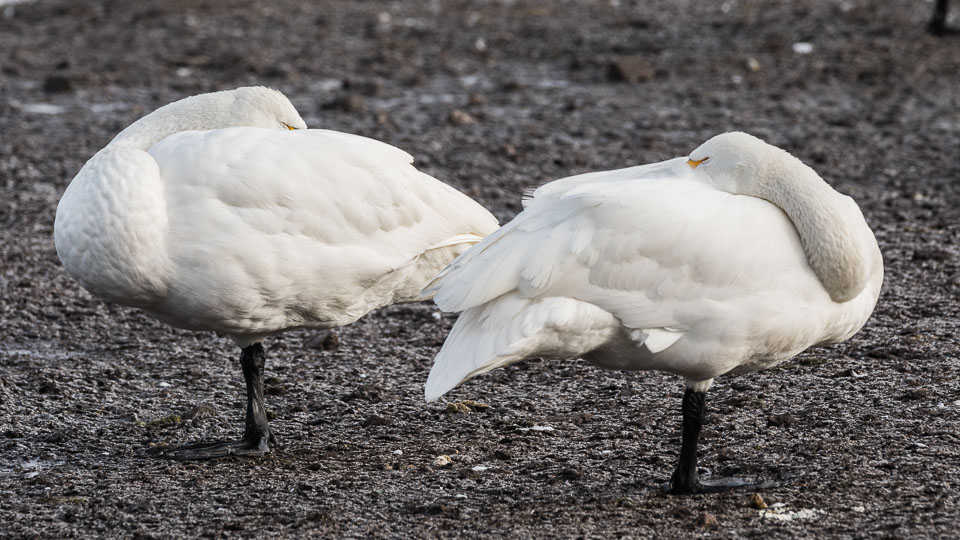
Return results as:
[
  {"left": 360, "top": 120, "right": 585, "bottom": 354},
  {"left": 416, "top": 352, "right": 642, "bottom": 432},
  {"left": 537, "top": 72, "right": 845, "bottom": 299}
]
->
[
  {"left": 423, "top": 132, "right": 883, "bottom": 492},
  {"left": 53, "top": 86, "right": 499, "bottom": 458}
]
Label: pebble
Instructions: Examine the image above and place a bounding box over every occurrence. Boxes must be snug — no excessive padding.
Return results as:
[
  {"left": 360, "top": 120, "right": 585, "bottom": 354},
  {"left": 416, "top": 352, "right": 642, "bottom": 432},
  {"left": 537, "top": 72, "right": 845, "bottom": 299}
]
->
[
  {"left": 518, "top": 424, "right": 554, "bottom": 432},
  {"left": 607, "top": 55, "right": 654, "bottom": 83},
  {"left": 750, "top": 493, "right": 768, "bottom": 510},
  {"left": 43, "top": 75, "right": 72, "bottom": 93},
  {"left": 304, "top": 331, "right": 340, "bottom": 351},
  {"left": 181, "top": 402, "right": 216, "bottom": 421},
  {"left": 448, "top": 109, "right": 477, "bottom": 125},
  {"left": 444, "top": 400, "right": 490, "bottom": 414},
  {"left": 324, "top": 94, "right": 366, "bottom": 113},
  {"left": 433, "top": 455, "right": 453, "bottom": 467},
  {"left": 700, "top": 513, "right": 719, "bottom": 528},
  {"left": 767, "top": 413, "right": 796, "bottom": 427}
]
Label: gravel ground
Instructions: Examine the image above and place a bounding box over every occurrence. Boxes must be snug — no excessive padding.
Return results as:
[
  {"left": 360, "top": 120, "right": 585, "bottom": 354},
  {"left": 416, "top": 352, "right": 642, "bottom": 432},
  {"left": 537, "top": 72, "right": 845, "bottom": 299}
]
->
[{"left": 1, "top": 0, "right": 958, "bottom": 538}]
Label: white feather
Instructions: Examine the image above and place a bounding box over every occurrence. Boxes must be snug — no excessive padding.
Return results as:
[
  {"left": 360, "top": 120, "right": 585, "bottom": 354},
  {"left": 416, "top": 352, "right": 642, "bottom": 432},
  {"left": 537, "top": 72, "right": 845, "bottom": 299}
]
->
[
  {"left": 54, "top": 88, "right": 499, "bottom": 346},
  {"left": 425, "top": 133, "right": 883, "bottom": 400}
]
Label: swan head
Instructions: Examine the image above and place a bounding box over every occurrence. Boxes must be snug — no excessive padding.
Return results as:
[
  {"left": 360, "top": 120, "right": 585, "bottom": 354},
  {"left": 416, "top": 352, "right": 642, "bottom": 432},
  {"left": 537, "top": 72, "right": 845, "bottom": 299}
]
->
[
  {"left": 111, "top": 86, "right": 307, "bottom": 148},
  {"left": 689, "top": 131, "right": 878, "bottom": 304},
  {"left": 686, "top": 131, "right": 784, "bottom": 195},
  {"left": 229, "top": 86, "right": 308, "bottom": 131}
]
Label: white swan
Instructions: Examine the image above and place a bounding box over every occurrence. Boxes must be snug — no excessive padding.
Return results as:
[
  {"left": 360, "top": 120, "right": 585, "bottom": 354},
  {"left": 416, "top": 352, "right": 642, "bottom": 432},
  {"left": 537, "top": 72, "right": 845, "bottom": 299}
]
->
[
  {"left": 423, "top": 131, "right": 883, "bottom": 493},
  {"left": 54, "top": 86, "right": 499, "bottom": 459}
]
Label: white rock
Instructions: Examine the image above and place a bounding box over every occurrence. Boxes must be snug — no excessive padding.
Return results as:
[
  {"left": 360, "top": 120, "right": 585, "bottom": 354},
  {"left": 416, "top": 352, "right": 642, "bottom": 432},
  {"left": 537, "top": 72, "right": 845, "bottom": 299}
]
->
[{"left": 760, "top": 504, "right": 824, "bottom": 521}]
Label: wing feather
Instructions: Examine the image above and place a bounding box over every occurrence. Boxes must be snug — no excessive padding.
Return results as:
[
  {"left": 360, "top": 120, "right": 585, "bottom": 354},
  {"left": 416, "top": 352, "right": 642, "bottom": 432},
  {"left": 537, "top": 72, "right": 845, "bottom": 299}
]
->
[
  {"left": 142, "top": 127, "right": 497, "bottom": 330},
  {"left": 149, "top": 128, "right": 497, "bottom": 264},
  {"left": 427, "top": 157, "right": 816, "bottom": 337}
]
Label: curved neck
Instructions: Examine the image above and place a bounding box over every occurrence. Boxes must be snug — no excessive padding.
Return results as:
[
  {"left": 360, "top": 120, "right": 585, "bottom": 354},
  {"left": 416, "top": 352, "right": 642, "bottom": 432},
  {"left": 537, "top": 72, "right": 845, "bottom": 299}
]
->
[
  {"left": 756, "top": 157, "right": 871, "bottom": 303},
  {"left": 109, "top": 93, "right": 233, "bottom": 150}
]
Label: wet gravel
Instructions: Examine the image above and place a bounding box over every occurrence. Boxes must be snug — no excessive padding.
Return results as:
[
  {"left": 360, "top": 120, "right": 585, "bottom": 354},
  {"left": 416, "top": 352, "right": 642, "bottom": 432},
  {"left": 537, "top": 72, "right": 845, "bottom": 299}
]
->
[{"left": 1, "top": 0, "right": 959, "bottom": 538}]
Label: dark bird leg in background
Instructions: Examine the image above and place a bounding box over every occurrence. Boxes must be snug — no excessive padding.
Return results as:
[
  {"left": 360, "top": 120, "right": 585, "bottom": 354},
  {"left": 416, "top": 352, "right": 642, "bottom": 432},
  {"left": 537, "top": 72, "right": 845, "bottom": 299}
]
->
[
  {"left": 929, "top": 0, "right": 959, "bottom": 35},
  {"left": 669, "top": 388, "right": 772, "bottom": 494},
  {"left": 166, "top": 343, "right": 275, "bottom": 460}
]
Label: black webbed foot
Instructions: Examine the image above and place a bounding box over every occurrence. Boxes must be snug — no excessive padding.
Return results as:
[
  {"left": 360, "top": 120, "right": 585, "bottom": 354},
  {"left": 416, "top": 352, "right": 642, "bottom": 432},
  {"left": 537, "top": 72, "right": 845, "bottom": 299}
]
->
[
  {"left": 162, "top": 430, "right": 275, "bottom": 460},
  {"left": 664, "top": 387, "right": 776, "bottom": 495},
  {"left": 665, "top": 474, "right": 775, "bottom": 494},
  {"left": 152, "top": 343, "right": 275, "bottom": 461}
]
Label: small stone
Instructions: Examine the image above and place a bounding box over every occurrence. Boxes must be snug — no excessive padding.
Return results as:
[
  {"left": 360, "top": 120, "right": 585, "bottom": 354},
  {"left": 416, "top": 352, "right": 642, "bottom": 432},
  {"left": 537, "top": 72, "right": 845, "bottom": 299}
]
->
[
  {"left": 750, "top": 493, "right": 768, "bottom": 509},
  {"left": 342, "top": 78, "right": 383, "bottom": 96},
  {"left": 146, "top": 414, "right": 181, "bottom": 428},
  {"left": 717, "top": 448, "right": 736, "bottom": 461},
  {"left": 264, "top": 376, "right": 286, "bottom": 396},
  {"left": 445, "top": 402, "right": 471, "bottom": 414},
  {"left": 911, "top": 248, "right": 950, "bottom": 262},
  {"left": 444, "top": 400, "right": 490, "bottom": 414},
  {"left": 900, "top": 388, "right": 931, "bottom": 401},
  {"left": 304, "top": 331, "right": 339, "bottom": 351},
  {"left": 43, "top": 75, "right": 72, "bottom": 93},
  {"left": 433, "top": 455, "right": 453, "bottom": 467},
  {"left": 746, "top": 57, "right": 761, "bottom": 72},
  {"left": 361, "top": 415, "right": 393, "bottom": 427},
  {"left": 341, "top": 384, "right": 383, "bottom": 403},
  {"left": 448, "top": 109, "right": 477, "bottom": 125},
  {"left": 37, "top": 379, "right": 59, "bottom": 395},
  {"left": 767, "top": 413, "right": 796, "bottom": 427},
  {"left": 323, "top": 94, "right": 366, "bottom": 113},
  {"left": 181, "top": 402, "right": 216, "bottom": 421},
  {"left": 700, "top": 513, "right": 719, "bottom": 528},
  {"left": 607, "top": 55, "right": 654, "bottom": 83}
]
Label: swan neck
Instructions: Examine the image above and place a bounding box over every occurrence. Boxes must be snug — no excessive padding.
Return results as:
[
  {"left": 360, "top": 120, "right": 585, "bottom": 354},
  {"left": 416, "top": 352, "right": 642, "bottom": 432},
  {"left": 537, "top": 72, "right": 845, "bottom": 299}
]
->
[
  {"left": 757, "top": 157, "right": 870, "bottom": 303},
  {"left": 109, "top": 94, "right": 227, "bottom": 150}
]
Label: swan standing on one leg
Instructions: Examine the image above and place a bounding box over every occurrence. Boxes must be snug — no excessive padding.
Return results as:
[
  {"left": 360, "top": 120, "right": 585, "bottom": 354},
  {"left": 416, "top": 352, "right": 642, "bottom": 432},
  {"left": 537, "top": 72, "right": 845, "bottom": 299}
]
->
[
  {"left": 54, "top": 86, "right": 499, "bottom": 460},
  {"left": 423, "top": 132, "right": 883, "bottom": 494}
]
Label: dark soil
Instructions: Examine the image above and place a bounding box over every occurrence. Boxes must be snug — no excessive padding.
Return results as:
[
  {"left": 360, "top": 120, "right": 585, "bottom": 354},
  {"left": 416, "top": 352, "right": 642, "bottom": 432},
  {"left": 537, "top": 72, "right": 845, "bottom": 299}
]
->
[{"left": 1, "top": 0, "right": 958, "bottom": 538}]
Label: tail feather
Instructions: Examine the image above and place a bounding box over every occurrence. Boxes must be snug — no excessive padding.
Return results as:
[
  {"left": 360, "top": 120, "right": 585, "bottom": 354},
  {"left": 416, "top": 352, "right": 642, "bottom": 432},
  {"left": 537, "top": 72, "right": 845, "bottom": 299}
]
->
[
  {"left": 424, "top": 294, "right": 621, "bottom": 401},
  {"left": 423, "top": 232, "right": 486, "bottom": 252}
]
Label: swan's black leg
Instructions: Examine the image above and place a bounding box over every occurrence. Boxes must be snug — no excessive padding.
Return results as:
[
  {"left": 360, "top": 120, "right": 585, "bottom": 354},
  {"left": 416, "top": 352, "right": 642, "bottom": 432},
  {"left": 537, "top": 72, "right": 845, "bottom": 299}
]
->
[
  {"left": 239, "top": 342, "right": 273, "bottom": 450},
  {"left": 928, "top": 0, "right": 959, "bottom": 35},
  {"left": 165, "top": 343, "right": 275, "bottom": 460},
  {"left": 670, "top": 389, "right": 706, "bottom": 493},
  {"left": 668, "top": 388, "right": 772, "bottom": 494}
]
